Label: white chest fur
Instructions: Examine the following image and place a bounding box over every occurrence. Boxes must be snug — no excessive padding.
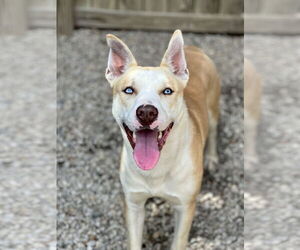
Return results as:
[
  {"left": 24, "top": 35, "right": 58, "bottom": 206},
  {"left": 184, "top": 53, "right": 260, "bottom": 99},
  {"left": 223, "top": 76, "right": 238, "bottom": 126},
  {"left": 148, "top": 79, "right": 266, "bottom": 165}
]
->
[{"left": 119, "top": 115, "right": 201, "bottom": 205}]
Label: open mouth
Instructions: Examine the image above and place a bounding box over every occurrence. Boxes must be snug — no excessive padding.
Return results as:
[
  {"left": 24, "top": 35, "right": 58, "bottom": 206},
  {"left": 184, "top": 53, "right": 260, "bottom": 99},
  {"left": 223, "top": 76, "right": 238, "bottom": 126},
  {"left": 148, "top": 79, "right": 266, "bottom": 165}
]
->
[{"left": 123, "top": 122, "right": 174, "bottom": 170}]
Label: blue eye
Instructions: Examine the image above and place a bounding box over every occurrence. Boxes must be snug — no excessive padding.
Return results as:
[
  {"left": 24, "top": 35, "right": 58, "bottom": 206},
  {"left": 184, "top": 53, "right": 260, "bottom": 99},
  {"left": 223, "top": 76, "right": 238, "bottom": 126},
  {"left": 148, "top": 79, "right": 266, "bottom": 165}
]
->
[
  {"left": 162, "top": 88, "right": 173, "bottom": 95},
  {"left": 123, "top": 87, "right": 134, "bottom": 94}
]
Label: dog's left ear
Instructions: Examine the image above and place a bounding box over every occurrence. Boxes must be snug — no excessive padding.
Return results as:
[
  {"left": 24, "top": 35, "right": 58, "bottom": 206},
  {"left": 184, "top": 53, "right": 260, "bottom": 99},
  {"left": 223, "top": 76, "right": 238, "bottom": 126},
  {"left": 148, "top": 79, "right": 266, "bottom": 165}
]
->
[
  {"left": 105, "top": 34, "right": 137, "bottom": 85},
  {"left": 160, "top": 30, "right": 189, "bottom": 83}
]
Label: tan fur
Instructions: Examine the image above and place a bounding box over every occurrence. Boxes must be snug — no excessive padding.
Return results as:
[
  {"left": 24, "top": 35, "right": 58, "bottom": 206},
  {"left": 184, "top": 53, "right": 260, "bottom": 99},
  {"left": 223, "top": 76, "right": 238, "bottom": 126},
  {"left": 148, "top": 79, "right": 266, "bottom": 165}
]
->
[
  {"left": 184, "top": 46, "right": 221, "bottom": 181},
  {"left": 185, "top": 46, "right": 220, "bottom": 143}
]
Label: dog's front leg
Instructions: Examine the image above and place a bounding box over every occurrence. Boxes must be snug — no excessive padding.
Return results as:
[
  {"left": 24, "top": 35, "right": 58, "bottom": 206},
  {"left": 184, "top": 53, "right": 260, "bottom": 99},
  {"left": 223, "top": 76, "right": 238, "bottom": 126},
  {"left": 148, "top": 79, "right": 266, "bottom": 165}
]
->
[
  {"left": 171, "top": 201, "right": 196, "bottom": 250},
  {"left": 125, "top": 195, "right": 146, "bottom": 250}
]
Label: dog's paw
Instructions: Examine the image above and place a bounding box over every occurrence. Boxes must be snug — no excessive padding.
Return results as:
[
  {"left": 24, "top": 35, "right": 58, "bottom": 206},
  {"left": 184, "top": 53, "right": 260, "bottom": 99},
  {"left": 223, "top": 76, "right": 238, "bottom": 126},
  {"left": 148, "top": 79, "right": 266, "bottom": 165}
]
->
[{"left": 205, "top": 155, "right": 219, "bottom": 173}]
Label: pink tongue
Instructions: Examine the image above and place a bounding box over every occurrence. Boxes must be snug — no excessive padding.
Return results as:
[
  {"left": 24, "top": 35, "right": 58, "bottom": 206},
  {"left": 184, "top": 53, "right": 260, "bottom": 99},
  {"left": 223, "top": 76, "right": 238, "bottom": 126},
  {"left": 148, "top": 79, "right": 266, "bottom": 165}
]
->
[{"left": 133, "top": 130, "right": 160, "bottom": 170}]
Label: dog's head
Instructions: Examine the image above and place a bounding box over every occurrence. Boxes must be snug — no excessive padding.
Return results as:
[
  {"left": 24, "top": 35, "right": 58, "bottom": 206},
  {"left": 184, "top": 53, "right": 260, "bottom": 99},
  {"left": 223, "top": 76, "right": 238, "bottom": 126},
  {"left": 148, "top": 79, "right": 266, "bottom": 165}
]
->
[{"left": 105, "top": 30, "right": 189, "bottom": 171}]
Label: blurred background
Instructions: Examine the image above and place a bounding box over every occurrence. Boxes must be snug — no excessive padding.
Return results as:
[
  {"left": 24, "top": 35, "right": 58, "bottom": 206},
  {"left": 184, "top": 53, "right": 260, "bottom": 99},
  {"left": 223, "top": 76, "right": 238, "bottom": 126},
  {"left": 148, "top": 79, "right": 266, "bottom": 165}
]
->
[
  {"left": 2, "top": 0, "right": 299, "bottom": 36},
  {"left": 0, "top": 0, "right": 299, "bottom": 250},
  {"left": 244, "top": 1, "right": 300, "bottom": 250},
  {"left": 0, "top": 1, "right": 56, "bottom": 250}
]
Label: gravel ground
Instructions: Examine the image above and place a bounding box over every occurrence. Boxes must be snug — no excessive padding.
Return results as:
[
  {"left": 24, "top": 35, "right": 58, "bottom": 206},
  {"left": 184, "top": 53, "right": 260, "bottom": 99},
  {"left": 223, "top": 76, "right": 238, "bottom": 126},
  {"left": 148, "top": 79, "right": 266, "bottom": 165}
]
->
[
  {"left": 57, "top": 29, "right": 243, "bottom": 250},
  {"left": 0, "top": 30, "right": 56, "bottom": 249},
  {"left": 244, "top": 35, "right": 300, "bottom": 249}
]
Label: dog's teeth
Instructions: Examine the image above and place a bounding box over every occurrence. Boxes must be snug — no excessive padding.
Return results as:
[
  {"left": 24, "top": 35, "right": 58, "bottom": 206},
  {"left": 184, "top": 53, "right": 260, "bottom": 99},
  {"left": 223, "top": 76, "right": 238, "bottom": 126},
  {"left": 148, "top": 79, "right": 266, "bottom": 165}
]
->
[
  {"left": 158, "top": 132, "right": 162, "bottom": 139},
  {"left": 133, "top": 133, "right": 136, "bottom": 142}
]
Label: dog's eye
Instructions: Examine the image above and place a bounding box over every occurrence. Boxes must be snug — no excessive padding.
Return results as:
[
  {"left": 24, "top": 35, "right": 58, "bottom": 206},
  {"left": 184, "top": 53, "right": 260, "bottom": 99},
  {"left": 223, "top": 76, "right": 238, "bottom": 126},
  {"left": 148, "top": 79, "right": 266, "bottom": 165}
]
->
[
  {"left": 162, "top": 88, "right": 173, "bottom": 95},
  {"left": 123, "top": 87, "right": 134, "bottom": 95}
]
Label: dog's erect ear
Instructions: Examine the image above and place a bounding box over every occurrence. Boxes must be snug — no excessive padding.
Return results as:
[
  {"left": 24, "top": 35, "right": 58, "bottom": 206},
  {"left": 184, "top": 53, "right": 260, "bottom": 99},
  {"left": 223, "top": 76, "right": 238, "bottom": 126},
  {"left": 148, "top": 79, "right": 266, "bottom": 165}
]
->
[
  {"left": 105, "top": 34, "right": 137, "bottom": 84},
  {"left": 160, "top": 30, "right": 189, "bottom": 82}
]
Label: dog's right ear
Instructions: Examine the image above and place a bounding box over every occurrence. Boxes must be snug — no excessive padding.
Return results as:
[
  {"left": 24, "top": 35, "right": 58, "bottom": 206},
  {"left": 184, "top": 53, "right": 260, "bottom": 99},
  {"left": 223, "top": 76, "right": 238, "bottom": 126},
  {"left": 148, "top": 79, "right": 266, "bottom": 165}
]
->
[
  {"left": 105, "top": 34, "right": 137, "bottom": 85},
  {"left": 160, "top": 30, "right": 189, "bottom": 84}
]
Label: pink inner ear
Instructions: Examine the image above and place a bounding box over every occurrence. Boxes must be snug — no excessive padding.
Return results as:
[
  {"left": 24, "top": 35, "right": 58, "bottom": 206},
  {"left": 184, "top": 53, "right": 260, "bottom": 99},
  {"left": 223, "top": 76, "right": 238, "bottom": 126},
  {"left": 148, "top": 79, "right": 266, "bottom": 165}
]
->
[
  {"left": 107, "top": 40, "right": 129, "bottom": 78},
  {"left": 110, "top": 50, "right": 125, "bottom": 75},
  {"left": 166, "top": 37, "right": 187, "bottom": 77},
  {"left": 171, "top": 49, "right": 182, "bottom": 74}
]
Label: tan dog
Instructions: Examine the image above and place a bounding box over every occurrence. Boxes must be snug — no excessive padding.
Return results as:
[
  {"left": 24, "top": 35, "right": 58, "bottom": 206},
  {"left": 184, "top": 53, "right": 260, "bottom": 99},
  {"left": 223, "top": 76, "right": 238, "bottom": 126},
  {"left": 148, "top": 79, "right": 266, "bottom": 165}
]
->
[
  {"left": 244, "top": 58, "right": 261, "bottom": 167},
  {"left": 105, "top": 30, "right": 220, "bottom": 250}
]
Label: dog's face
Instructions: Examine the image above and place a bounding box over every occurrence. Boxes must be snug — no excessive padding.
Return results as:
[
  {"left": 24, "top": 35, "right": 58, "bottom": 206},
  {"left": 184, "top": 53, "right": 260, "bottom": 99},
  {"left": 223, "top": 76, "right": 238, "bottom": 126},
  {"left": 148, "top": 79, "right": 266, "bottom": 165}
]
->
[{"left": 105, "top": 30, "right": 189, "bottom": 171}]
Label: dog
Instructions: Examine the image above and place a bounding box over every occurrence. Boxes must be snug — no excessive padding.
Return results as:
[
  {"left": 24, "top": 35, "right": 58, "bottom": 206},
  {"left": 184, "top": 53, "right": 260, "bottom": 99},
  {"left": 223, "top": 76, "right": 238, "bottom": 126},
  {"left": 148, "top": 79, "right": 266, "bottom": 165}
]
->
[
  {"left": 105, "top": 30, "right": 220, "bottom": 250},
  {"left": 244, "top": 58, "right": 261, "bottom": 168}
]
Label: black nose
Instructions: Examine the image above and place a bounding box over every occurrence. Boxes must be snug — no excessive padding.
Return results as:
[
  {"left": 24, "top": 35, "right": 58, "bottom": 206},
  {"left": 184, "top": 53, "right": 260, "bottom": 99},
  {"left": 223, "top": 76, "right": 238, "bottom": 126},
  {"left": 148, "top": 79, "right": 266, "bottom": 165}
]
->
[{"left": 136, "top": 105, "right": 158, "bottom": 126}]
